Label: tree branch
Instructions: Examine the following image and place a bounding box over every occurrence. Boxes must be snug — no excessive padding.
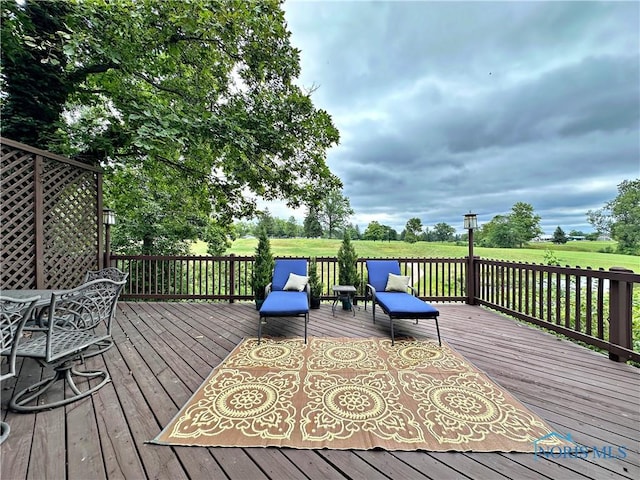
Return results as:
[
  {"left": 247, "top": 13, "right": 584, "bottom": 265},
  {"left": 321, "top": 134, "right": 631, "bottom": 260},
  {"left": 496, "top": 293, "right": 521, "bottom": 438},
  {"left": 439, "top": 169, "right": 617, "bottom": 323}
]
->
[{"left": 132, "top": 72, "right": 186, "bottom": 98}]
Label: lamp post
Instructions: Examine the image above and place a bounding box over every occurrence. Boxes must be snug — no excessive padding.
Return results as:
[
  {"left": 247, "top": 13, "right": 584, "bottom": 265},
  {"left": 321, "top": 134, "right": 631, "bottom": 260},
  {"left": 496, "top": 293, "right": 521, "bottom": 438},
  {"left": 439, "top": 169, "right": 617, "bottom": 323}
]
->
[
  {"left": 103, "top": 208, "right": 116, "bottom": 267},
  {"left": 464, "top": 213, "right": 478, "bottom": 305}
]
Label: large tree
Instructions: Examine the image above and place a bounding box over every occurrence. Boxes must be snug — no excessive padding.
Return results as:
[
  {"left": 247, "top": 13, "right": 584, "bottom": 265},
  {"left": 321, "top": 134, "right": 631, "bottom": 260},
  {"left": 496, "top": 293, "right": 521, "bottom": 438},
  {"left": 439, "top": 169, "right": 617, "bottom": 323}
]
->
[
  {"left": 403, "top": 217, "right": 423, "bottom": 244},
  {"left": 319, "top": 189, "right": 353, "bottom": 239},
  {"left": 1, "top": 1, "right": 74, "bottom": 146},
  {"left": 509, "top": 202, "right": 543, "bottom": 247},
  {"left": 478, "top": 215, "right": 519, "bottom": 248},
  {"left": 363, "top": 221, "right": 386, "bottom": 241},
  {"left": 432, "top": 222, "right": 456, "bottom": 242},
  {"left": 478, "top": 203, "right": 542, "bottom": 248},
  {"left": 588, "top": 179, "right": 640, "bottom": 255},
  {"left": 1, "top": 0, "right": 340, "bottom": 254}
]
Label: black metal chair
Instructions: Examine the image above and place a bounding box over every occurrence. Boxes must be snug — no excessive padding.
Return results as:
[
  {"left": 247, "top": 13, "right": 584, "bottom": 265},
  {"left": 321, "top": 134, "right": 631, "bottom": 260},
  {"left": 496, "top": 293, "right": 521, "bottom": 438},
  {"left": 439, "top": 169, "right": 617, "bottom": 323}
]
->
[
  {"left": 83, "top": 267, "right": 129, "bottom": 283},
  {"left": 0, "top": 296, "right": 39, "bottom": 442},
  {"left": 8, "top": 278, "right": 125, "bottom": 412},
  {"left": 80, "top": 267, "right": 128, "bottom": 358}
]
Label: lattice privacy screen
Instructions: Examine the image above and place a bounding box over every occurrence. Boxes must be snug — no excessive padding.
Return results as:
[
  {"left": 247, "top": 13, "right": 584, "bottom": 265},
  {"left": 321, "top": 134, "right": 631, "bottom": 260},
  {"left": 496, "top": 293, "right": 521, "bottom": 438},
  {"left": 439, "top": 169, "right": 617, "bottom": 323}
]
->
[{"left": 1, "top": 138, "right": 102, "bottom": 289}]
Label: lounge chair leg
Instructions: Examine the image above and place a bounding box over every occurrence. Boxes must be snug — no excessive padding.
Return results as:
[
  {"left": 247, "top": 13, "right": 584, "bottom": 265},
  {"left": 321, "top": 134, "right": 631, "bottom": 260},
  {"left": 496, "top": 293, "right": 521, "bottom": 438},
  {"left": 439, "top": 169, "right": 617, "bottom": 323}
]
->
[
  {"left": 435, "top": 318, "right": 442, "bottom": 346},
  {"left": 258, "top": 316, "right": 263, "bottom": 344},
  {"left": 304, "top": 313, "right": 308, "bottom": 344},
  {"left": 391, "top": 319, "right": 395, "bottom": 346}
]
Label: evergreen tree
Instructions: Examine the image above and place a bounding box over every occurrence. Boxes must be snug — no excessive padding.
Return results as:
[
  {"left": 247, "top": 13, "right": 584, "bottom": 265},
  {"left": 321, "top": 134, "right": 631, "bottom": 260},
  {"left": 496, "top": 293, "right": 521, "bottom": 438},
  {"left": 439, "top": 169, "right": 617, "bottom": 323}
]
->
[
  {"left": 251, "top": 229, "right": 274, "bottom": 302},
  {"left": 319, "top": 189, "right": 353, "bottom": 239},
  {"left": 308, "top": 257, "right": 323, "bottom": 301},
  {"left": 337, "top": 233, "right": 359, "bottom": 288},
  {"left": 552, "top": 226, "right": 568, "bottom": 244},
  {"left": 303, "top": 206, "right": 323, "bottom": 238}
]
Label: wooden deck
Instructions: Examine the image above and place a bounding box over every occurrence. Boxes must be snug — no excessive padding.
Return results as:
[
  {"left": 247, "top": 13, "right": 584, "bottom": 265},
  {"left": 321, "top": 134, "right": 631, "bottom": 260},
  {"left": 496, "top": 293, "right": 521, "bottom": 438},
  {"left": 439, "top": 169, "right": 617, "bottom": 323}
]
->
[{"left": 1, "top": 301, "right": 638, "bottom": 480}]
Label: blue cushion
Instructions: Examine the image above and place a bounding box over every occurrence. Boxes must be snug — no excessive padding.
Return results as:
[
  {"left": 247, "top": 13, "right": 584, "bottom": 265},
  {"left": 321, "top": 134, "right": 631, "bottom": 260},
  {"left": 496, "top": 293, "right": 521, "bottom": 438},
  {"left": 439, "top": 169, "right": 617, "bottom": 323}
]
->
[
  {"left": 366, "top": 260, "right": 401, "bottom": 292},
  {"left": 260, "top": 291, "right": 309, "bottom": 316},
  {"left": 272, "top": 259, "right": 308, "bottom": 291},
  {"left": 375, "top": 292, "right": 439, "bottom": 318}
]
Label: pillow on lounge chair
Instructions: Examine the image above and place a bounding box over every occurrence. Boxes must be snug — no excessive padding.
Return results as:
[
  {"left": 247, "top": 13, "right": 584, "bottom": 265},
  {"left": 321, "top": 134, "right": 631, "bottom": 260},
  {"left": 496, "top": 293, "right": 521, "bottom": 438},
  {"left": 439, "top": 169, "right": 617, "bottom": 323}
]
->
[
  {"left": 385, "top": 273, "right": 411, "bottom": 292},
  {"left": 284, "top": 273, "right": 309, "bottom": 291}
]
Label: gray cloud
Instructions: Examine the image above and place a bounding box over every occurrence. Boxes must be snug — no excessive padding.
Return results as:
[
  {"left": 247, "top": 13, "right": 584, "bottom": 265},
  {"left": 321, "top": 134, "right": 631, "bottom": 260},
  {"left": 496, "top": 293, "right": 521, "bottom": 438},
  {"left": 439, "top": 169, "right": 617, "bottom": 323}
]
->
[{"left": 280, "top": 0, "right": 639, "bottom": 234}]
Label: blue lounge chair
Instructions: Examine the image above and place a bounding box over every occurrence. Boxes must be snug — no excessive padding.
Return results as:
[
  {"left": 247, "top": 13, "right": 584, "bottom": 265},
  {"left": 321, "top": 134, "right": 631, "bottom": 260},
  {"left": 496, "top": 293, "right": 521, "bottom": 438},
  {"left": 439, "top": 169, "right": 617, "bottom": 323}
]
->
[
  {"left": 258, "top": 259, "right": 310, "bottom": 343},
  {"left": 365, "top": 260, "right": 441, "bottom": 345}
]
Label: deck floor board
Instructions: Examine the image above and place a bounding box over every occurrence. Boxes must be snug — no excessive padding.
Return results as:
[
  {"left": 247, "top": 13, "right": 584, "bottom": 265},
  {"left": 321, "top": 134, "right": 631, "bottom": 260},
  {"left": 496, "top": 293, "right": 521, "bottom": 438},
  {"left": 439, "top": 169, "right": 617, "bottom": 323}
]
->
[{"left": 1, "top": 301, "right": 638, "bottom": 480}]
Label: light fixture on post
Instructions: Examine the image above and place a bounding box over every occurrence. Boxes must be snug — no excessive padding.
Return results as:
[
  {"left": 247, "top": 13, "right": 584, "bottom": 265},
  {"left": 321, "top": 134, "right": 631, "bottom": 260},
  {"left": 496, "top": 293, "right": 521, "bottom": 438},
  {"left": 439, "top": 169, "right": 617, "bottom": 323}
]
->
[
  {"left": 463, "top": 213, "right": 478, "bottom": 230},
  {"left": 464, "top": 212, "right": 478, "bottom": 305},
  {"left": 103, "top": 208, "right": 116, "bottom": 267}
]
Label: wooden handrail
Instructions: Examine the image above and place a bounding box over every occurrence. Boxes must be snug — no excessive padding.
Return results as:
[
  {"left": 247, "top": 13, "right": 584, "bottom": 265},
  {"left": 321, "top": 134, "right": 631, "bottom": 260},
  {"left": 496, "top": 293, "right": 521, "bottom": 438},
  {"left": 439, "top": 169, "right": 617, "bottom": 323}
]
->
[{"left": 110, "top": 253, "right": 638, "bottom": 362}]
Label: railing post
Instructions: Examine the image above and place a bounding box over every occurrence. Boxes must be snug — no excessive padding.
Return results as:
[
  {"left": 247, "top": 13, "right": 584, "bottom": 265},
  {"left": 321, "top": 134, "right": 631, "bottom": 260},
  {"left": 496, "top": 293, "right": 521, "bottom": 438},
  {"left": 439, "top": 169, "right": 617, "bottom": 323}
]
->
[
  {"left": 104, "top": 223, "right": 112, "bottom": 268},
  {"left": 466, "top": 229, "right": 476, "bottom": 305},
  {"left": 229, "top": 253, "right": 235, "bottom": 304},
  {"left": 472, "top": 255, "right": 480, "bottom": 303},
  {"left": 608, "top": 267, "right": 633, "bottom": 362}
]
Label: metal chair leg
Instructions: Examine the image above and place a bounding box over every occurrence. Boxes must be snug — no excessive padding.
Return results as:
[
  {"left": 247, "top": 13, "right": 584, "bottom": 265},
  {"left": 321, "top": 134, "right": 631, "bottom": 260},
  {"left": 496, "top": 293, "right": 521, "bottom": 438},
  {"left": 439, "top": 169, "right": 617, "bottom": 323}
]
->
[
  {"left": 0, "top": 421, "right": 10, "bottom": 445},
  {"left": 81, "top": 338, "right": 114, "bottom": 360},
  {"left": 10, "top": 361, "right": 110, "bottom": 412}
]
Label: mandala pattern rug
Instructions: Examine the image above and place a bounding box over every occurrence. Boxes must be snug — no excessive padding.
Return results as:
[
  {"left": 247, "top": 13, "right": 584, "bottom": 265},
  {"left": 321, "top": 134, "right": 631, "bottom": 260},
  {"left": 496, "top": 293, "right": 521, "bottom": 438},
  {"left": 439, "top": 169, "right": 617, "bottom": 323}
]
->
[{"left": 151, "top": 337, "right": 569, "bottom": 452}]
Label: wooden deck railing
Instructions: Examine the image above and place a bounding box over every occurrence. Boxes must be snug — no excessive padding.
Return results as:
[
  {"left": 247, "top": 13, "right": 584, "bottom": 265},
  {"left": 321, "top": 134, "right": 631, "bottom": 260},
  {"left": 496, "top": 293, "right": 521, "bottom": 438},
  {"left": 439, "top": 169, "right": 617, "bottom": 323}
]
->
[
  {"left": 111, "top": 254, "right": 638, "bottom": 362},
  {"left": 475, "top": 259, "right": 639, "bottom": 363}
]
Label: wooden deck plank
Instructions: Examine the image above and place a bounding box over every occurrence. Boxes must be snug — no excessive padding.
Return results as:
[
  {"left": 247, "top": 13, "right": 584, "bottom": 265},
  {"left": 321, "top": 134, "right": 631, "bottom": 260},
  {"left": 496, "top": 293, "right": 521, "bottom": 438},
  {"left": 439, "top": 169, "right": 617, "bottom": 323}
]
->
[
  {"left": 280, "top": 449, "right": 352, "bottom": 480},
  {"left": 353, "top": 450, "right": 431, "bottom": 479},
  {"left": 316, "top": 449, "right": 395, "bottom": 479},
  {"left": 391, "top": 451, "right": 477, "bottom": 480},
  {"left": 26, "top": 406, "right": 65, "bottom": 480},
  {"left": 1, "top": 301, "right": 638, "bottom": 480},
  {"left": 66, "top": 395, "right": 107, "bottom": 480},
  {"left": 244, "top": 448, "right": 309, "bottom": 479},
  {"left": 114, "top": 304, "right": 237, "bottom": 480},
  {"left": 102, "top": 341, "right": 189, "bottom": 480}
]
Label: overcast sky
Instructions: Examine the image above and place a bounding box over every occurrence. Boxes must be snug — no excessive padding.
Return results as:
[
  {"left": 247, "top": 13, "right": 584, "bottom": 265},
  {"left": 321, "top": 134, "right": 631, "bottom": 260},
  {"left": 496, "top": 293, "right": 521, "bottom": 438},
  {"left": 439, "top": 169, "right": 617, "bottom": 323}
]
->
[{"left": 269, "top": 0, "right": 639, "bottom": 235}]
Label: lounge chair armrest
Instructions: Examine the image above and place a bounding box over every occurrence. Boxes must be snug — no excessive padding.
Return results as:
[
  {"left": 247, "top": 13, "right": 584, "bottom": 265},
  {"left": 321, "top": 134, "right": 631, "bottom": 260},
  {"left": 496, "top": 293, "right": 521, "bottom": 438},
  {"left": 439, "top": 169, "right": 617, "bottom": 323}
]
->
[
  {"left": 265, "top": 282, "right": 273, "bottom": 296},
  {"left": 366, "top": 283, "right": 377, "bottom": 299},
  {"left": 408, "top": 285, "right": 418, "bottom": 296}
]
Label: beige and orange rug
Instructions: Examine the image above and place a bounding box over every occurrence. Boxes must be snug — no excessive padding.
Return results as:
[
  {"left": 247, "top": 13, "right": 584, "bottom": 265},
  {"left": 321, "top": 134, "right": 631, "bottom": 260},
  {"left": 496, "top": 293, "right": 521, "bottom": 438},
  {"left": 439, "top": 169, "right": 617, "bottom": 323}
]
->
[{"left": 152, "top": 337, "right": 569, "bottom": 452}]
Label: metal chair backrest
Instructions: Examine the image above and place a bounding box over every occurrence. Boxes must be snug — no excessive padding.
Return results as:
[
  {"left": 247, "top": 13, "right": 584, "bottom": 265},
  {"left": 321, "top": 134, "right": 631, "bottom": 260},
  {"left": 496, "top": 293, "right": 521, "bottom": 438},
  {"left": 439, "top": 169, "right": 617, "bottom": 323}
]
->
[
  {"left": 83, "top": 267, "right": 129, "bottom": 283},
  {"left": 0, "top": 296, "right": 39, "bottom": 381},
  {"left": 43, "top": 279, "right": 125, "bottom": 362}
]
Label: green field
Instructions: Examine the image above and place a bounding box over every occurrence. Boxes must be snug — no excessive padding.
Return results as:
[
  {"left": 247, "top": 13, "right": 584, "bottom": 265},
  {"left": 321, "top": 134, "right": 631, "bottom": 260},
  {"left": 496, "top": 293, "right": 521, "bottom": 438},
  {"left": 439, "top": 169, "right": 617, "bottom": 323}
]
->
[{"left": 191, "top": 238, "right": 639, "bottom": 272}]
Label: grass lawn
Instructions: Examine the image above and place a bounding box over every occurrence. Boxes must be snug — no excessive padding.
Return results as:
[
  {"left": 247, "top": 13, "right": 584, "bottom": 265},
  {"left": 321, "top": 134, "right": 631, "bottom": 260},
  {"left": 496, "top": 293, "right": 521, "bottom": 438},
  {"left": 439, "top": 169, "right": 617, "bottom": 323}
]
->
[{"left": 191, "top": 238, "right": 639, "bottom": 272}]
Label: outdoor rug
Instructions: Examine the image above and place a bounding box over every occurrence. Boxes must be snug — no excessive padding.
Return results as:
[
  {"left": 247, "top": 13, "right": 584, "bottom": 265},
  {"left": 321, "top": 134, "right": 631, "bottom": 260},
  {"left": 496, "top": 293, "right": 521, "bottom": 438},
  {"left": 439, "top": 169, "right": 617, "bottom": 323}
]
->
[{"left": 151, "top": 337, "right": 570, "bottom": 452}]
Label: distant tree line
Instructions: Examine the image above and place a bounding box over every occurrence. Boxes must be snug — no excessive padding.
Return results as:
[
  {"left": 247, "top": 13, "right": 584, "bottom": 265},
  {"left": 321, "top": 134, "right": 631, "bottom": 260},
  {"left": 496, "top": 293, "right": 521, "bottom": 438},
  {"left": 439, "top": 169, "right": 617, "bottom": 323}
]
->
[{"left": 239, "top": 180, "right": 639, "bottom": 257}]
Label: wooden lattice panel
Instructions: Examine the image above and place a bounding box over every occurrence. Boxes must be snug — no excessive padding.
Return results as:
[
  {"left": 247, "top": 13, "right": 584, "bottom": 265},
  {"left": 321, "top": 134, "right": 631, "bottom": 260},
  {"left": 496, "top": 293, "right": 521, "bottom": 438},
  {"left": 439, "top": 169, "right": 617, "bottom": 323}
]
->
[
  {"left": 42, "top": 159, "right": 98, "bottom": 289},
  {"left": 1, "top": 138, "right": 101, "bottom": 290},
  {"left": 1, "top": 145, "right": 37, "bottom": 288}
]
